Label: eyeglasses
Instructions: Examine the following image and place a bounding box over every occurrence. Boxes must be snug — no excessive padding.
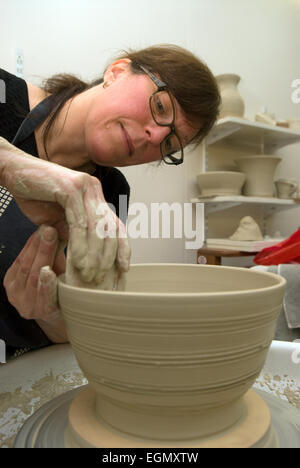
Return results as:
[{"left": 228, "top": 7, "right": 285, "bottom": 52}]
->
[{"left": 137, "top": 64, "right": 184, "bottom": 166}]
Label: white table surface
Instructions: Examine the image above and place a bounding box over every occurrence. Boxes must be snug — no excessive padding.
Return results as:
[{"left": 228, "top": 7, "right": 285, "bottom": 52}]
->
[{"left": 0, "top": 340, "right": 299, "bottom": 448}]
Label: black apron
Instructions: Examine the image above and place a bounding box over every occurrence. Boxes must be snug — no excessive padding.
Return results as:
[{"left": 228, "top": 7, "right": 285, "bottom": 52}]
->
[{"left": 12, "top": 94, "right": 62, "bottom": 146}]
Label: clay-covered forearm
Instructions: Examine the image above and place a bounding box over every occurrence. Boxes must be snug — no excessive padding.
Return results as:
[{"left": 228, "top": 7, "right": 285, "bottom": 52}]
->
[
  {"left": 0, "top": 136, "right": 14, "bottom": 186},
  {"left": 0, "top": 135, "right": 88, "bottom": 205},
  {"left": 0, "top": 136, "right": 38, "bottom": 188},
  {"left": 0, "top": 136, "right": 75, "bottom": 216},
  {"left": 0, "top": 136, "right": 27, "bottom": 155}
]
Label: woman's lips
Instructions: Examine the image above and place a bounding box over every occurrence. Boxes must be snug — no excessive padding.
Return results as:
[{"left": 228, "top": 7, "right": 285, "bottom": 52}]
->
[{"left": 121, "top": 123, "right": 134, "bottom": 157}]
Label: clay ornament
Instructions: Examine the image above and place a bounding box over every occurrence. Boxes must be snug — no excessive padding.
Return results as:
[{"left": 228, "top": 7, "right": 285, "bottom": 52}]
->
[{"left": 229, "top": 216, "right": 263, "bottom": 241}]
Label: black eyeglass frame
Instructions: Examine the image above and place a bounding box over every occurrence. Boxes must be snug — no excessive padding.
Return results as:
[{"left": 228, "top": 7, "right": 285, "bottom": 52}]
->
[{"left": 137, "top": 64, "right": 184, "bottom": 166}]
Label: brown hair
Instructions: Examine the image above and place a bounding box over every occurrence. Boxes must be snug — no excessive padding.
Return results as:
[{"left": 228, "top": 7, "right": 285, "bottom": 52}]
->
[
  {"left": 41, "top": 44, "right": 220, "bottom": 157},
  {"left": 117, "top": 45, "right": 220, "bottom": 146}
]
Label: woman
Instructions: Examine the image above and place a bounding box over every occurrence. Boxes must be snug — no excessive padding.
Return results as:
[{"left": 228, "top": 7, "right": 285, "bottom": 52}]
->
[{"left": 0, "top": 44, "right": 220, "bottom": 358}]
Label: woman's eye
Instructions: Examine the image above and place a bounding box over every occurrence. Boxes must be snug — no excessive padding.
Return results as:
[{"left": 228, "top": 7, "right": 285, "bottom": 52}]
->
[{"left": 155, "top": 97, "right": 165, "bottom": 115}]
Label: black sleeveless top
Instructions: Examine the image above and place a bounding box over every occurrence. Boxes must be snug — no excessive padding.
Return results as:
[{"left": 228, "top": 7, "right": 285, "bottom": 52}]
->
[{"left": 0, "top": 69, "right": 130, "bottom": 358}]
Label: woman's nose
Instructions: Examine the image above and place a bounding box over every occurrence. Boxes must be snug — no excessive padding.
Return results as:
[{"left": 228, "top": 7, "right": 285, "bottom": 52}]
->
[{"left": 145, "top": 122, "right": 171, "bottom": 146}]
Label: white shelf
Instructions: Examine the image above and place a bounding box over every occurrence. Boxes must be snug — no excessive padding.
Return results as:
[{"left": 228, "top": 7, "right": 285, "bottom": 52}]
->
[
  {"left": 207, "top": 117, "right": 300, "bottom": 150},
  {"left": 206, "top": 238, "right": 283, "bottom": 252},
  {"left": 191, "top": 195, "right": 298, "bottom": 214}
]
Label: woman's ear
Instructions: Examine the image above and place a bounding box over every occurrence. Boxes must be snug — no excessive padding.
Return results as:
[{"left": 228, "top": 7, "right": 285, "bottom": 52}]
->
[{"left": 103, "top": 59, "right": 131, "bottom": 87}]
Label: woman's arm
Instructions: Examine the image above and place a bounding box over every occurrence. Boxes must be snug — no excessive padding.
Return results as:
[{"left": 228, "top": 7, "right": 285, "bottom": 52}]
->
[{"left": 0, "top": 137, "right": 131, "bottom": 288}]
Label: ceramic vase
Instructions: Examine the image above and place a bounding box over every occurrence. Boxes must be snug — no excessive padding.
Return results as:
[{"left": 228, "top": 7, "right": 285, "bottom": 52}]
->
[
  {"left": 216, "top": 74, "right": 245, "bottom": 119},
  {"left": 58, "top": 264, "right": 285, "bottom": 447},
  {"left": 235, "top": 154, "right": 281, "bottom": 197}
]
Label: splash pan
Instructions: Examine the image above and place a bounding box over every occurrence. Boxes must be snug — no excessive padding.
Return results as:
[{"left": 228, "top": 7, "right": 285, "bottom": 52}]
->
[{"left": 13, "top": 386, "right": 300, "bottom": 448}]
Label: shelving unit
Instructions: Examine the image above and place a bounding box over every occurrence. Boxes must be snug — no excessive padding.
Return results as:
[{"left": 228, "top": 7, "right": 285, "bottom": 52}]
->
[
  {"left": 191, "top": 117, "right": 300, "bottom": 263},
  {"left": 191, "top": 195, "right": 298, "bottom": 215},
  {"left": 207, "top": 117, "right": 300, "bottom": 150}
]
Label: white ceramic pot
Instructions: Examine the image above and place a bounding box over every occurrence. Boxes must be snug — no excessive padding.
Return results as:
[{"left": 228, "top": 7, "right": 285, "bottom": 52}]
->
[
  {"left": 197, "top": 171, "right": 245, "bottom": 196},
  {"left": 58, "top": 264, "right": 285, "bottom": 443},
  {"left": 235, "top": 154, "right": 281, "bottom": 197},
  {"left": 216, "top": 74, "right": 245, "bottom": 119}
]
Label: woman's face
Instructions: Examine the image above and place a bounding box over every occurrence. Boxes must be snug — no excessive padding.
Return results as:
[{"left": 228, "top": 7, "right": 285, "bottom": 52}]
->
[{"left": 84, "top": 60, "right": 199, "bottom": 167}]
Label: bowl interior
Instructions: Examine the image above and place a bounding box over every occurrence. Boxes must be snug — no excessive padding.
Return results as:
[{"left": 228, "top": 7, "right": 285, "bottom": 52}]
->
[
  {"left": 59, "top": 264, "right": 283, "bottom": 296},
  {"left": 124, "top": 264, "right": 282, "bottom": 294}
]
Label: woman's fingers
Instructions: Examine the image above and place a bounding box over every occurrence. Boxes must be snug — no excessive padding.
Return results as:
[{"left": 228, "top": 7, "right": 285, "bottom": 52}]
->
[
  {"left": 80, "top": 181, "right": 105, "bottom": 282},
  {"left": 65, "top": 176, "right": 103, "bottom": 283},
  {"left": 65, "top": 188, "right": 89, "bottom": 270},
  {"left": 65, "top": 176, "right": 128, "bottom": 287},
  {"left": 53, "top": 242, "right": 67, "bottom": 276},
  {"left": 26, "top": 226, "right": 58, "bottom": 294},
  {"left": 3, "top": 226, "right": 62, "bottom": 320},
  {"left": 116, "top": 271, "right": 127, "bottom": 291},
  {"left": 3, "top": 232, "right": 37, "bottom": 289},
  {"left": 116, "top": 230, "right": 131, "bottom": 273},
  {"left": 37, "top": 266, "right": 61, "bottom": 322}
]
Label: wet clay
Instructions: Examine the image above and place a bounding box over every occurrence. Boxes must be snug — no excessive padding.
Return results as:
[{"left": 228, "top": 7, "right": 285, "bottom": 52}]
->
[
  {"left": 256, "top": 373, "right": 300, "bottom": 409},
  {"left": 0, "top": 371, "right": 87, "bottom": 448}
]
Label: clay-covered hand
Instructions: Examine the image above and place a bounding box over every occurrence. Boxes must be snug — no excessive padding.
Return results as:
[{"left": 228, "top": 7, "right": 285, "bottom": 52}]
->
[
  {"left": 0, "top": 137, "right": 131, "bottom": 287},
  {"left": 3, "top": 226, "right": 67, "bottom": 343}
]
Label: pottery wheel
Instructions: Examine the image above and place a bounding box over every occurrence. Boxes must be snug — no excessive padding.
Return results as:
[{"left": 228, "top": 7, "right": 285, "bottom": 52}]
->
[{"left": 14, "top": 386, "right": 300, "bottom": 448}]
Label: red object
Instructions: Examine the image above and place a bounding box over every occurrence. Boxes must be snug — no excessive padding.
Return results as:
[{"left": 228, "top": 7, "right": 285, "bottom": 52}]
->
[{"left": 253, "top": 228, "right": 300, "bottom": 265}]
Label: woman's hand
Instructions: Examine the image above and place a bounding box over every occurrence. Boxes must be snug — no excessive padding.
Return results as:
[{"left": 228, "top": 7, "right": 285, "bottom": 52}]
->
[
  {"left": 0, "top": 137, "right": 131, "bottom": 287},
  {"left": 3, "top": 226, "right": 68, "bottom": 343}
]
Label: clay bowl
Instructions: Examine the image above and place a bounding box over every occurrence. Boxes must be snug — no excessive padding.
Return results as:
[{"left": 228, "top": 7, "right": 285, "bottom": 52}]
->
[
  {"left": 197, "top": 171, "right": 245, "bottom": 196},
  {"left": 58, "top": 264, "right": 285, "bottom": 441}
]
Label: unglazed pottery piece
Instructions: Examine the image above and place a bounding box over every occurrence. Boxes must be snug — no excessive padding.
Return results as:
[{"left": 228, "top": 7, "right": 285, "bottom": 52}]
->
[
  {"left": 275, "top": 179, "right": 298, "bottom": 199},
  {"left": 216, "top": 74, "right": 245, "bottom": 119},
  {"left": 235, "top": 154, "right": 281, "bottom": 197},
  {"left": 229, "top": 216, "right": 263, "bottom": 241},
  {"left": 255, "top": 112, "right": 276, "bottom": 126},
  {"left": 287, "top": 118, "right": 300, "bottom": 130},
  {"left": 197, "top": 171, "right": 245, "bottom": 196},
  {"left": 58, "top": 264, "right": 286, "bottom": 448}
]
